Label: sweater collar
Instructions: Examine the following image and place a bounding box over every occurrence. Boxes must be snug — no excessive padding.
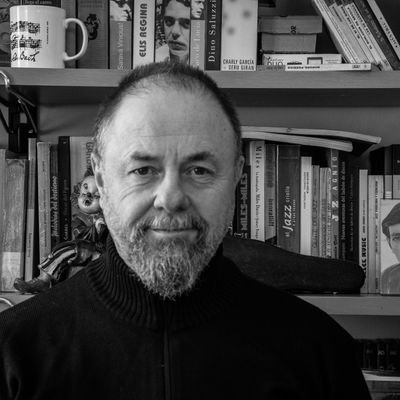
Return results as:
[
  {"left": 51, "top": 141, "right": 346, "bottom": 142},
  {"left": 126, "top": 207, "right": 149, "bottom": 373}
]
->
[{"left": 85, "top": 236, "right": 244, "bottom": 330}]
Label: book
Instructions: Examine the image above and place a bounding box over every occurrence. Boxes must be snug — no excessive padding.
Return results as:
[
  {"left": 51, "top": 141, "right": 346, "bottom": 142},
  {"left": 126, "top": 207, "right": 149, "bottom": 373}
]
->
[
  {"left": 109, "top": 0, "right": 132, "bottom": 70},
  {"left": 154, "top": 0, "right": 191, "bottom": 63},
  {"left": 50, "top": 144, "right": 60, "bottom": 250},
  {"left": 311, "top": 164, "right": 320, "bottom": 257},
  {"left": 311, "top": 0, "right": 357, "bottom": 63},
  {"left": 380, "top": 198, "right": 400, "bottom": 295},
  {"left": 0, "top": 158, "right": 28, "bottom": 292},
  {"left": 261, "top": 53, "right": 342, "bottom": 69},
  {"left": 368, "top": 175, "right": 384, "bottom": 293},
  {"left": 353, "top": 0, "right": 400, "bottom": 70},
  {"left": 58, "top": 136, "right": 72, "bottom": 242},
  {"left": 338, "top": 154, "right": 347, "bottom": 259},
  {"left": 264, "top": 143, "right": 276, "bottom": 244},
  {"left": 276, "top": 144, "right": 301, "bottom": 253},
  {"left": 190, "top": 0, "right": 206, "bottom": 69},
  {"left": 204, "top": 0, "right": 222, "bottom": 70},
  {"left": 24, "top": 138, "right": 38, "bottom": 281},
  {"left": 248, "top": 141, "right": 265, "bottom": 242},
  {"left": 370, "top": 146, "right": 393, "bottom": 199},
  {"left": 285, "top": 62, "right": 372, "bottom": 71},
  {"left": 364, "top": 0, "right": 400, "bottom": 61},
  {"left": 19, "top": 0, "right": 61, "bottom": 4},
  {"left": 258, "top": 15, "right": 323, "bottom": 34},
  {"left": 232, "top": 164, "right": 250, "bottom": 238},
  {"left": 243, "top": 125, "right": 381, "bottom": 155},
  {"left": 300, "top": 156, "right": 313, "bottom": 256},
  {"left": 220, "top": 0, "right": 257, "bottom": 71},
  {"left": 77, "top": 0, "right": 109, "bottom": 68},
  {"left": 319, "top": 167, "right": 330, "bottom": 257},
  {"left": 242, "top": 130, "right": 353, "bottom": 153},
  {"left": 69, "top": 137, "right": 94, "bottom": 240},
  {"left": 36, "top": 142, "right": 52, "bottom": 264},
  {"left": 359, "top": 168, "right": 368, "bottom": 293},
  {"left": 0, "top": 0, "right": 18, "bottom": 67},
  {"left": 261, "top": 33, "right": 317, "bottom": 53},
  {"left": 133, "top": 0, "right": 155, "bottom": 67},
  {"left": 61, "top": 0, "right": 77, "bottom": 68}
]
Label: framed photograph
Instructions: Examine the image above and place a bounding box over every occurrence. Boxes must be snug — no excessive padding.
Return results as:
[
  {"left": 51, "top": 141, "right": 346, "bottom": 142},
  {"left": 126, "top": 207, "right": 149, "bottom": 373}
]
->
[{"left": 380, "top": 199, "right": 400, "bottom": 295}]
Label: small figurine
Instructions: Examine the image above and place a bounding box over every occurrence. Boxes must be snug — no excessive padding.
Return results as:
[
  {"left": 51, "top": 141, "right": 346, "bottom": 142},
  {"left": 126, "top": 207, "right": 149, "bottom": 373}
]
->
[{"left": 14, "top": 168, "right": 108, "bottom": 294}]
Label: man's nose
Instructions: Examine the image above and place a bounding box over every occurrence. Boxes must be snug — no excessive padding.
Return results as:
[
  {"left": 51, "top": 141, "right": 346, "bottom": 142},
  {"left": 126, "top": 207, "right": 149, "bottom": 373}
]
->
[
  {"left": 171, "top": 22, "right": 181, "bottom": 37},
  {"left": 153, "top": 173, "right": 190, "bottom": 213}
]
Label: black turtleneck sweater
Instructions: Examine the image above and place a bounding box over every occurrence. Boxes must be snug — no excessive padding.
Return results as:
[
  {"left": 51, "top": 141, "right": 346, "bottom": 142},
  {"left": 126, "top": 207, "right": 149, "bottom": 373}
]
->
[{"left": 0, "top": 237, "right": 370, "bottom": 400}]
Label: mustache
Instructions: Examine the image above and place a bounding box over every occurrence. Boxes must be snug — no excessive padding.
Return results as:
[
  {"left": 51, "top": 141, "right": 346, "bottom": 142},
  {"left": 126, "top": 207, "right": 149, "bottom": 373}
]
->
[{"left": 139, "top": 214, "right": 207, "bottom": 231}]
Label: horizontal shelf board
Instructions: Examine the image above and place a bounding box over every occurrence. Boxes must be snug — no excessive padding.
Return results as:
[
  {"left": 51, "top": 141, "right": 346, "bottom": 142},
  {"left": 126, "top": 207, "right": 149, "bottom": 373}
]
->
[
  {"left": 300, "top": 294, "right": 400, "bottom": 316},
  {"left": 1, "top": 68, "right": 400, "bottom": 106}
]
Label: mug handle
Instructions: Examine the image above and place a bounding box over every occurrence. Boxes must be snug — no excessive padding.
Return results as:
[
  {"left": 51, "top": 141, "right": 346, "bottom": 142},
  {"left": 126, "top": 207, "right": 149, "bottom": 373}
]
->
[{"left": 63, "top": 18, "right": 88, "bottom": 62}]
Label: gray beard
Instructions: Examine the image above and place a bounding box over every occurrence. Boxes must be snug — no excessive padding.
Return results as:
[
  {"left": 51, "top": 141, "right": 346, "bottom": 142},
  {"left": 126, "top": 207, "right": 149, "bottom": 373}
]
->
[{"left": 101, "top": 195, "right": 233, "bottom": 299}]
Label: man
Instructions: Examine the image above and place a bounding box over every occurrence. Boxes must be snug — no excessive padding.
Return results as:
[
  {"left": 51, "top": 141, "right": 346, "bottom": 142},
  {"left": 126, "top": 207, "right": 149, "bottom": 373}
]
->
[
  {"left": 155, "top": 0, "right": 190, "bottom": 63},
  {"left": 191, "top": 0, "right": 205, "bottom": 19},
  {"left": 0, "top": 63, "right": 370, "bottom": 399},
  {"left": 381, "top": 202, "right": 400, "bottom": 293}
]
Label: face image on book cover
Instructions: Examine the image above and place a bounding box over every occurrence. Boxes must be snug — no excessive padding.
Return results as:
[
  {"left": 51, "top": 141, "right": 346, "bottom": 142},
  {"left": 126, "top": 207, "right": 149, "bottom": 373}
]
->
[{"left": 380, "top": 199, "right": 400, "bottom": 295}]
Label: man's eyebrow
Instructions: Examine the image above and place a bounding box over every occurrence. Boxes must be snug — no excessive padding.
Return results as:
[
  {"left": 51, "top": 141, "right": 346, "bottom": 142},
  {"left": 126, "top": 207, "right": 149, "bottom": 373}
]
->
[
  {"left": 129, "top": 151, "right": 159, "bottom": 162},
  {"left": 183, "top": 151, "right": 218, "bottom": 164}
]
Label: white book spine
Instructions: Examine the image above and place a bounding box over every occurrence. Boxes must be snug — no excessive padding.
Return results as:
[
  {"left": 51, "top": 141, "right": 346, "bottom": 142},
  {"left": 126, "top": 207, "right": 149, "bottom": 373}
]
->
[
  {"left": 359, "top": 168, "right": 369, "bottom": 293},
  {"left": 300, "top": 156, "right": 313, "bottom": 256},
  {"left": 285, "top": 62, "right": 371, "bottom": 71},
  {"left": 133, "top": 0, "right": 155, "bottom": 66}
]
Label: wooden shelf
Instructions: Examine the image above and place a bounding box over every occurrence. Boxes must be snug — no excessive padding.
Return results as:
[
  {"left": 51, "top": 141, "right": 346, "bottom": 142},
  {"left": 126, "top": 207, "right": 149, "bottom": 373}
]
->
[
  {"left": 301, "top": 295, "right": 400, "bottom": 316},
  {"left": 1, "top": 67, "right": 400, "bottom": 106}
]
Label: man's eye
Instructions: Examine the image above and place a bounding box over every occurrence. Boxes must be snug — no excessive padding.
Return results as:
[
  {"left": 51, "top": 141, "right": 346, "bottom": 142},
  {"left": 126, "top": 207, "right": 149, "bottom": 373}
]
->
[
  {"left": 164, "top": 16, "right": 174, "bottom": 26},
  {"left": 180, "top": 18, "right": 190, "bottom": 29},
  {"left": 187, "top": 167, "right": 213, "bottom": 177},
  {"left": 131, "top": 167, "right": 156, "bottom": 176}
]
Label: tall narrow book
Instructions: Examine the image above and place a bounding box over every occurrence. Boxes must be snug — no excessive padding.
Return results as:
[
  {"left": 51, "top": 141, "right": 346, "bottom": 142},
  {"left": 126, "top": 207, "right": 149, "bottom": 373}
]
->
[
  {"left": 220, "top": 0, "right": 257, "bottom": 71},
  {"left": 0, "top": 158, "right": 28, "bottom": 292},
  {"left": 359, "top": 168, "right": 369, "bottom": 293},
  {"left": 190, "top": 0, "right": 206, "bottom": 69},
  {"left": 133, "top": 0, "right": 155, "bottom": 66},
  {"left": 300, "top": 156, "right": 313, "bottom": 256},
  {"left": 205, "top": 0, "right": 222, "bottom": 70}
]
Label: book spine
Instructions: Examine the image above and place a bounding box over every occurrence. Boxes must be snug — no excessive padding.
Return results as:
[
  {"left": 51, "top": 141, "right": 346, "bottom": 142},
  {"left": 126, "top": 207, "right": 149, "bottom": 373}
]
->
[
  {"left": 339, "top": 155, "right": 347, "bottom": 259},
  {"left": 0, "top": 159, "right": 28, "bottom": 292},
  {"left": 348, "top": 1, "right": 392, "bottom": 70},
  {"left": 205, "top": 0, "right": 221, "bottom": 70},
  {"left": 233, "top": 164, "right": 250, "bottom": 238},
  {"left": 0, "top": 150, "right": 5, "bottom": 277},
  {"left": 300, "top": 156, "right": 313, "bottom": 256},
  {"left": 359, "top": 168, "right": 369, "bottom": 293},
  {"left": 190, "top": 0, "right": 205, "bottom": 69},
  {"left": 326, "top": 167, "right": 333, "bottom": 258},
  {"left": 77, "top": 0, "right": 109, "bottom": 68},
  {"left": 328, "top": 149, "right": 340, "bottom": 259},
  {"left": 58, "top": 136, "right": 72, "bottom": 242},
  {"left": 365, "top": 0, "right": 400, "bottom": 60},
  {"left": 264, "top": 143, "right": 276, "bottom": 244},
  {"left": 311, "top": 164, "right": 320, "bottom": 257},
  {"left": 19, "top": 0, "right": 61, "bottom": 4},
  {"left": 109, "top": 0, "right": 132, "bottom": 70},
  {"left": 368, "top": 175, "right": 383, "bottom": 293},
  {"left": 37, "top": 142, "right": 52, "bottom": 264},
  {"left": 261, "top": 33, "right": 317, "bottom": 53},
  {"left": 50, "top": 144, "right": 60, "bottom": 250},
  {"left": 61, "top": 0, "right": 77, "bottom": 68},
  {"left": 261, "top": 53, "right": 342, "bottom": 68},
  {"left": 330, "top": 0, "right": 366, "bottom": 62},
  {"left": 311, "top": 0, "right": 357, "bottom": 62},
  {"left": 319, "top": 167, "right": 329, "bottom": 258},
  {"left": 24, "top": 138, "right": 38, "bottom": 281},
  {"left": 220, "top": 0, "right": 257, "bottom": 71},
  {"left": 276, "top": 144, "right": 301, "bottom": 253},
  {"left": 393, "top": 175, "right": 400, "bottom": 200},
  {"left": 391, "top": 144, "right": 400, "bottom": 174},
  {"left": 258, "top": 15, "right": 323, "bottom": 34},
  {"left": 285, "top": 62, "right": 371, "bottom": 71},
  {"left": 353, "top": 0, "right": 400, "bottom": 69},
  {"left": 133, "top": 0, "right": 155, "bottom": 67},
  {"left": 249, "top": 141, "right": 265, "bottom": 242}
]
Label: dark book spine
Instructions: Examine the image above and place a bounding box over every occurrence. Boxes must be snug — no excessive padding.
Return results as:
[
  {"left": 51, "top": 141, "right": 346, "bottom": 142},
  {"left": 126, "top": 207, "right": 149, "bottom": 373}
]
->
[
  {"left": 391, "top": 144, "right": 400, "bottom": 174},
  {"left": 232, "top": 164, "right": 250, "bottom": 238},
  {"left": 353, "top": 0, "right": 400, "bottom": 70},
  {"left": 276, "top": 144, "right": 301, "bottom": 253},
  {"left": 205, "top": 0, "right": 221, "bottom": 70},
  {"left": 19, "top": 0, "right": 61, "bottom": 5},
  {"left": 50, "top": 144, "right": 60, "bottom": 250},
  {"left": 339, "top": 154, "right": 347, "bottom": 259},
  {"left": 58, "top": 136, "right": 71, "bottom": 242},
  {"left": 327, "top": 149, "right": 340, "bottom": 259}
]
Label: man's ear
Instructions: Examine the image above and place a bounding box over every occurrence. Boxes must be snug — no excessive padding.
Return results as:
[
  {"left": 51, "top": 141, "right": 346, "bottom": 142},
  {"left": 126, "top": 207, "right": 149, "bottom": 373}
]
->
[
  {"left": 91, "top": 153, "right": 105, "bottom": 196},
  {"left": 235, "top": 155, "right": 245, "bottom": 185}
]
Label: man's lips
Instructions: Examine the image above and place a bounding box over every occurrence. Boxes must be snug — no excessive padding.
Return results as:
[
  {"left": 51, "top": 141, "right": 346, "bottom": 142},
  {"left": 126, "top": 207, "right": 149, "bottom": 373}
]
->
[
  {"left": 169, "top": 41, "right": 186, "bottom": 51},
  {"left": 148, "top": 228, "right": 197, "bottom": 240}
]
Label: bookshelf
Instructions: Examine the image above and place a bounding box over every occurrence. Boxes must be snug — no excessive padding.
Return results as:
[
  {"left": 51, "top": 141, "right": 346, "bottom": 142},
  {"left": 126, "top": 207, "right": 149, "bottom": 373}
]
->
[{"left": 1, "top": 66, "right": 400, "bottom": 338}]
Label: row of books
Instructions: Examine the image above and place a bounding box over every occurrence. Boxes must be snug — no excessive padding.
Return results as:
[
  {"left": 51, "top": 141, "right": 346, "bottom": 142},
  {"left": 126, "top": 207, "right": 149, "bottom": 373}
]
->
[
  {"left": 311, "top": 0, "right": 400, "bottom": 70},
  {"left": 13, "top": 0, "right": 259, "bottom": 71},
  {"left": 0, "top": 136, "right": 93, "bottom": 292}
]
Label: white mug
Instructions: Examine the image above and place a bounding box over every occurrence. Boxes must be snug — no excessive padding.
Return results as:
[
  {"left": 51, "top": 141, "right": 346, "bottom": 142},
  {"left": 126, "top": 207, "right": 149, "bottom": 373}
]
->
[{"left": 10, "top": 5, "right": 88, "bottom": 68}]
